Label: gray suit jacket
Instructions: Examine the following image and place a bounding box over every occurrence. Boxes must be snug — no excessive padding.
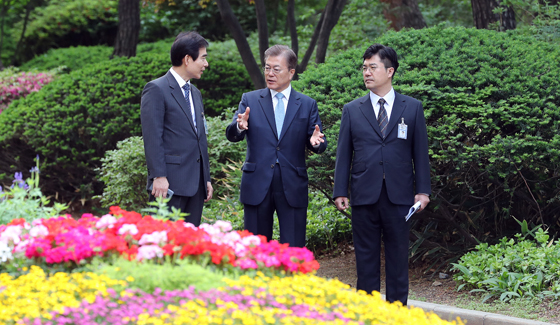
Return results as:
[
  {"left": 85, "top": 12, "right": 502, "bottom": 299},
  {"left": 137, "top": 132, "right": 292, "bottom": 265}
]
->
[{"left": 140, "top": 70, "right": 211, "bottom": 197}]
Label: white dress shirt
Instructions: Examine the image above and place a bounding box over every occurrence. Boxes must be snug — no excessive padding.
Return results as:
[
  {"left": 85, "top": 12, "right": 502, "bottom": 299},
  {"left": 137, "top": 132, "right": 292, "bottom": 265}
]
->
[{"left": 369, "top": 88, "right": 396, "bottom": 121}]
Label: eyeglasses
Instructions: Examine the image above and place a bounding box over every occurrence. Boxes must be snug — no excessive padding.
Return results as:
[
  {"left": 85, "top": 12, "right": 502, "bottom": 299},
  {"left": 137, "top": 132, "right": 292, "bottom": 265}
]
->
[
  {"left": 362, "top": 66, "right": 378, "bottom": 73},
  {"left": 263, "top": 67, "right": 283, "bottom": 75}
]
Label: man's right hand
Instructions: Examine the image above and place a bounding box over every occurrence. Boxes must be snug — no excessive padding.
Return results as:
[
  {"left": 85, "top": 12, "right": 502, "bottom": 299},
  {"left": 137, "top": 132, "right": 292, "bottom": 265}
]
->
[
  {"left": 237, "top": 107, "right": 250, "bottom": 130},
  {"left": 152, "top": 176, "right": 169, "bottom": 198},
  {"left": 334, "top": 197, "right": 349, "bottom": 211}
]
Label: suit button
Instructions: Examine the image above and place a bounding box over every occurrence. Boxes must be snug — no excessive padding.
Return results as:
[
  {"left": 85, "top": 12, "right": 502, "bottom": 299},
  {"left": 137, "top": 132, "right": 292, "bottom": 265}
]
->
[
  {"left": 276, "top": 147, "right": 280, "bottom": 151},
  {"left": 379, "top": 161, "right": 383, "bottom": 165},
  {"left": 271, "top": 164, "right": 274, "bottom": 168},
  {"left": 197, "top": 158, "right": 200, "bottom": 162},
  {"left": 382, "top": 143, "right": 386, "bottom": 147}
]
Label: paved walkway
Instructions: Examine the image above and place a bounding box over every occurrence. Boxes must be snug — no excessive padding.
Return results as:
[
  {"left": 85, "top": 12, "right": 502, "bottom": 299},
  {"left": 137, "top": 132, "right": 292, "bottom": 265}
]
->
[{"left": 409, "top": 299, "right": 556, "bottom": 325}]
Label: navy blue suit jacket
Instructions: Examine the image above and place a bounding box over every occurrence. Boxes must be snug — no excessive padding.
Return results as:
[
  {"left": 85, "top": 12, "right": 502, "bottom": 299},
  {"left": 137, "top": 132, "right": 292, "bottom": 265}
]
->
[
  {"left": 333, "top": 92, "right": 431, "bottom": 206},
  {"left": 141, "top": 71, "right": 211, "bottom": 197},
  {"left": 226, "top": 88, "right": 327, "bottom": 208}
]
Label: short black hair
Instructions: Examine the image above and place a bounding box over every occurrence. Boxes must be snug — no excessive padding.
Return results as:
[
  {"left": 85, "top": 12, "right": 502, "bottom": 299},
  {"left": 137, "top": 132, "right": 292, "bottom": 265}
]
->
[
  {"left": 170, "top": 31, "right": 208, "bottom": 67},
  {"left": 363, "top": 44, "right": 399, "bottom": 75}
]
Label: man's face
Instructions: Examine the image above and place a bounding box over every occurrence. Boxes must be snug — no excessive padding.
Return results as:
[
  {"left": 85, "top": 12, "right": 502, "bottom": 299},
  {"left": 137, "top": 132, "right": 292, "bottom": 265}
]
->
[
  {"left": 264, "top": 55, "right": 294, "bottom": 92},
  {"left": 362, "top": 54, "right": 394, "bottom": 93},
  {"left": 185, "top": 47, "right": 208, "bottom": 80}
]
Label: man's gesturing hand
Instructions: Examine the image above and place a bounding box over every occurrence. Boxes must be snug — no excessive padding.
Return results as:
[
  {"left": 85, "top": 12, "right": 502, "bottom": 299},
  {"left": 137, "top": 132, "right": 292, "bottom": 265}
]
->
[
  {"left": 237, "top": 107, "right": 250, "bottom": 131},
  {"left": 310, "top": 125, "right": 325, "bottom": 146}
]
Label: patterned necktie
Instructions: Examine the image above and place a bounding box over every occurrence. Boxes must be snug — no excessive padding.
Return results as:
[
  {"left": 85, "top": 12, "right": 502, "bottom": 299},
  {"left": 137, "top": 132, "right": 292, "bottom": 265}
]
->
[
  {"left": 182, "top": 83, "right": 196, "bottom": 131},
  {"left": 275, "top": 92, "right": 285, "bottom": 138},
  {"left": 377, "top": 98, "right": 388, "bottom": 138}
]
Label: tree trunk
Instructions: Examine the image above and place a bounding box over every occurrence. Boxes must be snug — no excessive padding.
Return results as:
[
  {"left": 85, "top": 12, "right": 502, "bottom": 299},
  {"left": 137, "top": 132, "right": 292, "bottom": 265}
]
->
[
  {"left": 254, "top": 0, "right": 268, "bottom": 67},
  {"left": 297, "top": 11, "right": 324, "bottom": 74},
  {"left": 471, "top": 0, "right": 516, "bottom": 30},
  {"left": 287, "top": 0, "right": 298, "bottom": 57},
  {"left": 271, "top": 0, "right": 279, "bottom": 34},
  {"left": 315, "top": 0, "right": 348, "bottom": 64},
  {"left": 11, "top": 0, "right": 34, "bottom": 66},
  {"left": 379, "top": 0, "right": 427, "bottom": 31},
  {"left": 112, "top": 0, "right": 140, "bottom": 58},
  {"left": 215, "top": 0, "right": 265, "bottom": 89}
]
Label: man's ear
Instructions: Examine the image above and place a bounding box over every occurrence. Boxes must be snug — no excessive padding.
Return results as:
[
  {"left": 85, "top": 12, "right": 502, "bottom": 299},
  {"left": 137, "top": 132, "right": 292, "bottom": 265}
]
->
[
  {"left": 387, "top": 67, "right": 395, "bottom": 78},
  {"left": 184, "top": 55, "right": 190, "bottom": 66}
]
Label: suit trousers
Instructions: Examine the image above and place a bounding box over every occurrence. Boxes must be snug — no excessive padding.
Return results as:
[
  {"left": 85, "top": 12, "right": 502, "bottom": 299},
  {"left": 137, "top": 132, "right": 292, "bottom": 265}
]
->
[
  {"left": 149, "top": 160, "right": 205, "bottom": 226},
  {"left": 352, "top": 181, "right": 410, "bottom": 305},
  {"left": 244, "top": 164, "right": 307, "bottom": 247}
]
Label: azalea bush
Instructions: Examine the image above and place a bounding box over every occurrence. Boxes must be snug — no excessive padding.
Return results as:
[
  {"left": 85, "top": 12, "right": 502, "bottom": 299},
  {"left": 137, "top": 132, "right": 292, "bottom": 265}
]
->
[{"left": 0, "top": 67, "right": 56, "bottom": 113}]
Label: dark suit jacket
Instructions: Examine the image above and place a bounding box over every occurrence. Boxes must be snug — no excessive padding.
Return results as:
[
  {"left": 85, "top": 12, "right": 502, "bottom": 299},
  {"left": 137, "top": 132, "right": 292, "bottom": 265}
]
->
[
  {"left": 141, "top": 70, "right": 211, "bottom": 197},
  {"left": 226, "top": 88, "right": 327, "bottom": 208},
  {"left": 333, "top": 91, "right": 431, "bottom": 206}
]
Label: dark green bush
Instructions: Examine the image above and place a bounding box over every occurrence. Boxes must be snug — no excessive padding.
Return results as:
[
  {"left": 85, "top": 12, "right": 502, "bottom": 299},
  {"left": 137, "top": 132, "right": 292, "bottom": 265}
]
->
[
  {"left": 12, "top": 0, "right": 118, "bottom": 65},
  {"left": 0, "top": 53, "right": 169, "bottom": 199},
  {"left": 294, "top": 25, "right": 560, "bottom": 264},
  {"left": 19, "top": 46, "right": 113, "bottom": 72}
]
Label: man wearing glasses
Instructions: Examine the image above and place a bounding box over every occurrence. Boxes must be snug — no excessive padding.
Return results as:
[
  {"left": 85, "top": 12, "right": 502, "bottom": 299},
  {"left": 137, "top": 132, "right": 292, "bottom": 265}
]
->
[
  {"left": 226, "top": 45, "right": 327, "bottom": 247},
  {"left": 333, "top": 44, "right": 431, "bottom": 305}
]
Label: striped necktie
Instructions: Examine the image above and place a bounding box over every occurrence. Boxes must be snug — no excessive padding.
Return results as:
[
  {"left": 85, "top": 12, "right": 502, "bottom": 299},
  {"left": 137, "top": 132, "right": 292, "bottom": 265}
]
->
[{"left": 377, "top": 98, "right": 388, "bottom": 138}]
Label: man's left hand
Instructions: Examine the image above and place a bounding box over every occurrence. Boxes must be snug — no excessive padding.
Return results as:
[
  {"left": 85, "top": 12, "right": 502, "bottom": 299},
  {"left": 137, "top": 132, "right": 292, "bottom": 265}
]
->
[
  {"left": 205, "top": 182, "right": 213, "bottom": 202},
  {"left": 310, "top": 125, "right": 325, "bottom": 146},
  {"left": 415, "top": 194, "right": 430, "bottom": 212}
]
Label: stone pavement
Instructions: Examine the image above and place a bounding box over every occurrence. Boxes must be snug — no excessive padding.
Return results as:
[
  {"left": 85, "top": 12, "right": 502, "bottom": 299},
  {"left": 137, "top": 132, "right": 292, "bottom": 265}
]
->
[{"left": 409, "top": 299, "right": 556, "bottom": 325}]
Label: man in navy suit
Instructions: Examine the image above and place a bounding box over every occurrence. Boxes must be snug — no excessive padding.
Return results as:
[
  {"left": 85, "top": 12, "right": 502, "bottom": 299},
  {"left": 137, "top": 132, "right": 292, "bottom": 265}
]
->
[
  {"left": 141, "top": 31, "right": 213, "bottom": 226},
  {"left": 226, "top": 45, "right": 327, "bottom": 247},
  {"left": 333, "top": 44, "right": 431, "bottom": 305}
]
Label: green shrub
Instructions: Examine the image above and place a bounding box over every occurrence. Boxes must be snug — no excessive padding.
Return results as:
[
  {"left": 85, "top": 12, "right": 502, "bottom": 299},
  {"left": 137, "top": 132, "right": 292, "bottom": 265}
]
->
[
  {"left": 95, "top": 136, "right": 147, "bottom": 212},
  {"left": 293, "top": 25, "right": 560, "bottom": 262},
  {"left": 0, "top": 53, "right": 169, "bottom": 200},
  {"left": 451, "top": 224, "right": 560, "bottom": 302},
  {"left": 92, "top": 257, "right": 229, "bottom": 293},
  {"left": 19, "top": 46, "right": 113, "bottom": 72},
  {"left": 12, "top": 0, "right": 118, "bottom": 65}
]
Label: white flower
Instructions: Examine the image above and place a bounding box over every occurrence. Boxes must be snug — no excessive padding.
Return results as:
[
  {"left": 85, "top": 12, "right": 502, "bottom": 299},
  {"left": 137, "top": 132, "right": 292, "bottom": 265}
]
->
[
  {"left": 241, "top": 235, "right": 262, "bottom": 247},
  {"left": 96, "top": 214, "right": 117, "bottom": 229},
  {"left": 0, "top": 241, "right": 13, "bottom": 263},
  {"left": 13, "top": 240, "right": 30, "bottom": 254},
  {"left": 183, "top": 222, "right": 197, "bottom": 229},
  {"left": 213, "top": 220, "right": 233, "bottom": 232},
  {"left": 118, "top": 224, "right": 138, "bottom": 235},
  {"left": 0, "top": 226, "right": 23, "bottom": 245},
  {"left": 29, "top": 225, "right": 48, "bottom": 238},
  {"left": 138, "top": 231, "right": 168, "bottom": 245},
  {"left": 136, "top": 245, "right": 164, "bottom": 261}
]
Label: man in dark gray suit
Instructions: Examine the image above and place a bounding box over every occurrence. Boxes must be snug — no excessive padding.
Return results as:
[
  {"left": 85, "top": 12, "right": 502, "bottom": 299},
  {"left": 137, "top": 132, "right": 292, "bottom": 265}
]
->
[{"left": 141, "top": 31, "right": 213, "bottom": 226}]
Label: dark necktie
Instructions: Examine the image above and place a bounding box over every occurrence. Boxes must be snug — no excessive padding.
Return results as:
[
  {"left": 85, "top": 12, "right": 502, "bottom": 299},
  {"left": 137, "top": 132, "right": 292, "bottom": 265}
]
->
[
  {"left": 377, "top": 98, "right": 388, "bottom": 138},
  {"left": 182, "top": 83, "right": 197, "bottom": 131}
]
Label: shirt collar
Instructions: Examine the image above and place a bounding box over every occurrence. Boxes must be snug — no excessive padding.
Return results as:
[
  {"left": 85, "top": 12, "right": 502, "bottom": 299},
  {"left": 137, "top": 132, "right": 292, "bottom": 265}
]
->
[
  {"left": 270, "top": 85, "right": 292, "bottom": 102},
  {"left": 170, "top": 67, "right": 190, "bottom": 89},
  {"left": 369, "top": 87, "right": 395, "bottom": 107}
]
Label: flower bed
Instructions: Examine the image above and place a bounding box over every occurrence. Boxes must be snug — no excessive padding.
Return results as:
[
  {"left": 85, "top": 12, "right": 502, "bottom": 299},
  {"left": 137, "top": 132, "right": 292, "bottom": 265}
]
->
[
  {"left": 0, "top": 207, "right": 464, "bottom": 325},
  {"left": 0, "top": 206, "right": 319, "bottom": 275},
  {"left": 0, "top": 68, "right": 55, "bottom": 113}
]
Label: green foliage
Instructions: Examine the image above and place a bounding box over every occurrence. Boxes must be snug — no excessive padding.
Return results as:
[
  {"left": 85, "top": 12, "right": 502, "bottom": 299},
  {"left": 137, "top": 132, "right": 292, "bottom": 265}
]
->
[
  {"left": 0, "top": 159, "right": 67, "bottom": 225},
  {"left": 12, "top": 0, "right": 118, "bottom": 65},
  {"left": 329, "top": 0, "right": 389, "bottom": 53},
  {"left": 451, "top": 226, "right": 560, "bottom": 302},
  {"left": 0, "top": 53, "right": 168, "bottom": 200},
  {"left": 92, "top": 257, "right": 229, "bottom": 293},
  {"left": 293, "top": 25, "right": 560, "bottom": 263},
  {"left": 418, "top": 0, "right": 474, "bottom": 27},
  {"left": 95, "top": 136, "right": 148, "bottom": 212},
  {"left": 19, "top": 46, "right": 113, "bottom": 72}
]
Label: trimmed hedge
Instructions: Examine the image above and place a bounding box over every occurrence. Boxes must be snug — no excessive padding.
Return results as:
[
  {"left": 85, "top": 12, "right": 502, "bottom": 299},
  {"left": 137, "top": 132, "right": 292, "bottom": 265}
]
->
[{"left": 294, "top": 25, "right": 560, "bottom": 259}]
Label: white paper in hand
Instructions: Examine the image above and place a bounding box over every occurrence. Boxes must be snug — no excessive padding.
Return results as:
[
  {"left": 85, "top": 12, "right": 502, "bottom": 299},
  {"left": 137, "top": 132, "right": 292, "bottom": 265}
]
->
[{"left": 405, "top": 201, "right": 422, "bottom": 221}]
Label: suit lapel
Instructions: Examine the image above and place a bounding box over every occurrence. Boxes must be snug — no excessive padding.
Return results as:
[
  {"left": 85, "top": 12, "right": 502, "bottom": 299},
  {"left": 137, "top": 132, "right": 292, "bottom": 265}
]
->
[
  {"left": 386, "top": 92, "right": 406, "bottom": 136},
  {"left": 279, "top": 89, "right": 302, "bottom": 143},
  {"left": 358, "top": 94, "right": 383, "bottom": 138},
  {"left": 258, "top": 88, "right": 278, "bottom": 139},
  {"left": 192, "top": 85, "right": 204, "bottom": 138},
  {"left": 167, "top": 72, "right": 197, "bottom": 134}
]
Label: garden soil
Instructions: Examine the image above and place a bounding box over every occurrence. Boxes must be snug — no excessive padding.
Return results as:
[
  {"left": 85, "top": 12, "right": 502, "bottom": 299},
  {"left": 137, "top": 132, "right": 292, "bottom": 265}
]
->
[{"left": 315, "top": 244, "right": 560, "bottom": 324}]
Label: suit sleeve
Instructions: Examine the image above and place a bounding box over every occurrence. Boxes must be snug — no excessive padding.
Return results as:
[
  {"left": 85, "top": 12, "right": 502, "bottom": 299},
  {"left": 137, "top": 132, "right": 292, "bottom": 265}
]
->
[
  {"left": 140, "top": 81, "right": 167, "bottom": 179},
  {"left": 333, "top": 105, "right": 353, "bottom": 199},
  {"left": 225, "top": 93, "right": 249, "bottom": 142},
  {"left": 306, "top": 99, "right": 327, "bottom": 154},
  {"left": 412, "top": 103, "right": 431, "bottom": 195},
  {"left": 196, "top": 89, "right": 212, "bottom": 185}
]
